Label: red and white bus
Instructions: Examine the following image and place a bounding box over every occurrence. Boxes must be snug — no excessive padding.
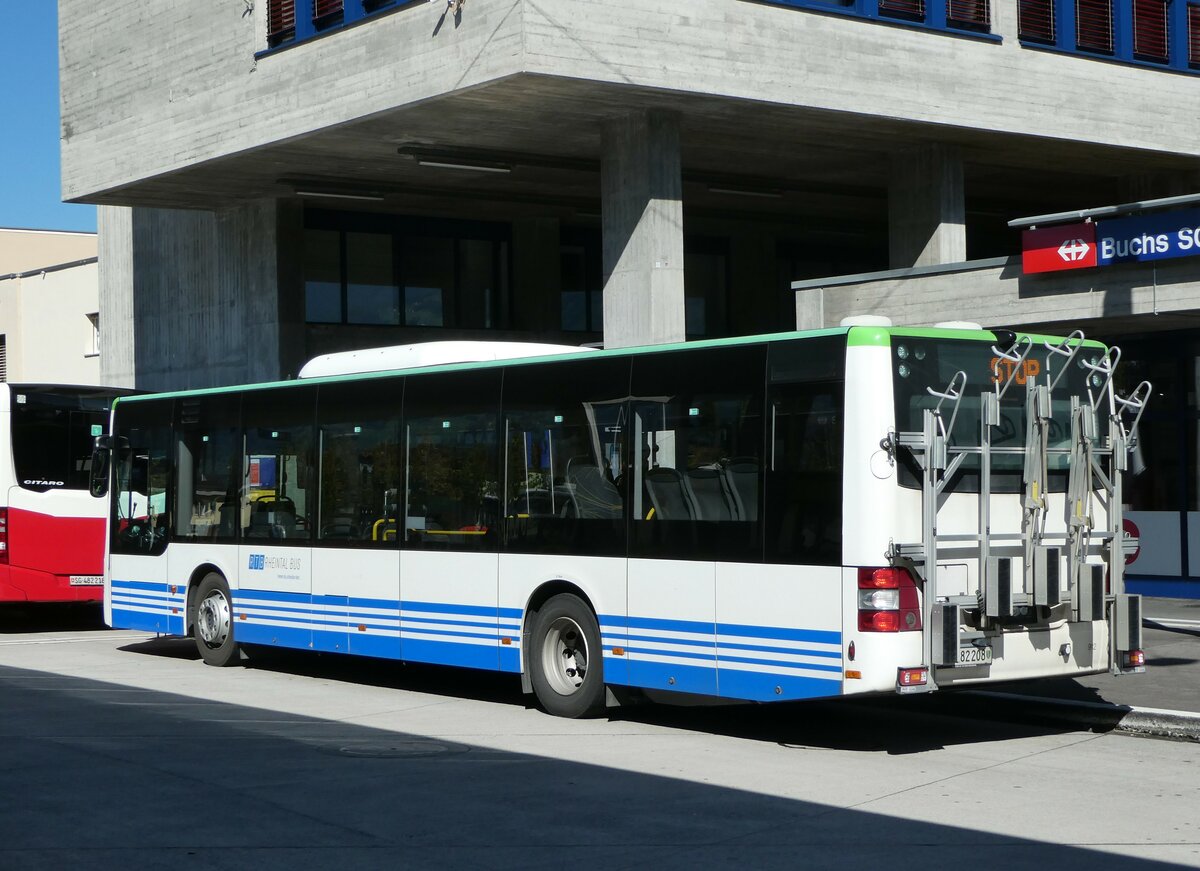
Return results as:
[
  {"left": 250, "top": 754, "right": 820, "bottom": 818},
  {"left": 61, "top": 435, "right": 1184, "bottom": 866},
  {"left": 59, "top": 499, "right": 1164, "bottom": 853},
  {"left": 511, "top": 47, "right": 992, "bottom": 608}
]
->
[{"left": 0, "top": 384, "right": 132, "bottom": 603}]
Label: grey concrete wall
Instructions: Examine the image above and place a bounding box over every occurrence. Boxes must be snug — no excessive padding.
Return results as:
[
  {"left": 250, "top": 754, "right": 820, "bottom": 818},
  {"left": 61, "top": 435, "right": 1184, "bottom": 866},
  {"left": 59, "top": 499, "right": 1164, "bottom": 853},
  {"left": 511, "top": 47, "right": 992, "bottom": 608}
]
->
[
  {"left": 59, "top": 0, "right": 525, "bottom": 202},
  {"left": 795, "top": 256, "right": 1200, "bottom": 333},
  {"left": 60, "top": 0, "right": 1200, "bottom": 203},
  {"left": 101, "top": 202, "right": 285, "bottom": 392}
]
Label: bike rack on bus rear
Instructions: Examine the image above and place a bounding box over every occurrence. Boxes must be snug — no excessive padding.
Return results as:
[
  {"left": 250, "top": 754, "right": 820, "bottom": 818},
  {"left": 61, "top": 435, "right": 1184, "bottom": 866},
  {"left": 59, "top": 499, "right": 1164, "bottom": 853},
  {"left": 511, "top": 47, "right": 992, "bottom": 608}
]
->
[{"left": 890, "top": 330, "right": 1150, "bottom": 692}]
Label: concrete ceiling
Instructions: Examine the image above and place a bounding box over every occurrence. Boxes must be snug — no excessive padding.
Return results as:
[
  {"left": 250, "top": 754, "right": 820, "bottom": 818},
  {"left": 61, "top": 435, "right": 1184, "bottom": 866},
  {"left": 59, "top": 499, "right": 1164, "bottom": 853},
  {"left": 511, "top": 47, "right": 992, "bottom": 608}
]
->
[{"left": 86, "top": 74, "right": 1194, "bottom": 235}]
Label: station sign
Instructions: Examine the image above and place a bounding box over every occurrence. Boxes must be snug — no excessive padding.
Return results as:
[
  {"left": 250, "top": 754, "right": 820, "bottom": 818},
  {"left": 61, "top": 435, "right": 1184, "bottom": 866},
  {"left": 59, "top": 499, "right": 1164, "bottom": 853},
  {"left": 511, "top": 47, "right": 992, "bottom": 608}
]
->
[
  {"left": 1022, "top": 223, "right": 1096, "bottom": 274},
  {"left": 1094, "top": 207, "right": 1200, "bottom": 266},
  {"left": 1022, "top": 207, "right": 1200, "bottom": 274}
]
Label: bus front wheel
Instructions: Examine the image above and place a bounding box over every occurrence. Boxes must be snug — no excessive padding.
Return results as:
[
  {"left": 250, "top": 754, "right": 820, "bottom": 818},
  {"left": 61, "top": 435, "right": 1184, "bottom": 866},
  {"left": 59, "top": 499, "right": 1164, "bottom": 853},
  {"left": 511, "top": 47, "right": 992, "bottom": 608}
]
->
[
  {"left": 529, "top": 593, "right": 605, "bottom": 718},
  {"left": 193, "top": 573, "right": 240, "bottom": 667}
]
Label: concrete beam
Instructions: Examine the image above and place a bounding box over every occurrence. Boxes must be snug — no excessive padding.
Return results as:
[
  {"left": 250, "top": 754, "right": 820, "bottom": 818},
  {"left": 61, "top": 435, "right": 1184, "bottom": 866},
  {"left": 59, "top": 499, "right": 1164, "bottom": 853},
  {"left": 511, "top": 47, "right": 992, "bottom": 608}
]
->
[
  {"left": 794, "top": 255, "right": 1200, "bottom": 333},
  {"left": 601, "top": 110, "right": 685, "bottom": 349}
]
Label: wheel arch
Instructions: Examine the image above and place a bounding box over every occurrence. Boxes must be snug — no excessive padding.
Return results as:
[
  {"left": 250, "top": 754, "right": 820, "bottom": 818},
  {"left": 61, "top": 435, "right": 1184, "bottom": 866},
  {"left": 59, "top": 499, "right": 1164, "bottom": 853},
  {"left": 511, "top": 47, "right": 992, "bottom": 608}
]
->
[
  {"left": 520, "top": 578, "right": 599, "bottom": 694},
  {"left": 184, "top": 563, "right": 228, "bottom": 636}
]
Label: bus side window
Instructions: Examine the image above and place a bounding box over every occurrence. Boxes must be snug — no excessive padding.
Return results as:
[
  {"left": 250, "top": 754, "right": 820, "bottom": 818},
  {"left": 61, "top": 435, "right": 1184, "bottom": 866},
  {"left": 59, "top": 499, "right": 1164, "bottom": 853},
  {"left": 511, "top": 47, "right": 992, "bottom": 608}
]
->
[
  {"left": 175, "top": 395, "right": 242, "bottom": 543},
  {"left": 765, "top": 337, "right": 846, "bottom": 567},
  {"left": 402, "top": 370, "right": 501, "bottom": 552},
  {"left": 241, "top": 388, "right": 317, "bottom": 542},
  {"left": 629, "top": 345, "right": 765, "bottom": 562},
  {"left": 500, "top": 357, "right": 629, "bottom": 557},
  {"left": 315, "top": 378, "right": 403, "bottom": 546}
]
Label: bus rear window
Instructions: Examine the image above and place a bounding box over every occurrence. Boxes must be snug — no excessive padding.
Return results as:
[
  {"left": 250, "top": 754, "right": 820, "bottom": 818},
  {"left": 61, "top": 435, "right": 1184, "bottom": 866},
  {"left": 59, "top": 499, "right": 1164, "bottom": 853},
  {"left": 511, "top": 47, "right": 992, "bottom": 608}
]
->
[
  {"left": 10, "top": 389, "right": 122, "bottom": 492},
  {"left": 892, "top": 337, "right": 1097, "bottom": 494}
]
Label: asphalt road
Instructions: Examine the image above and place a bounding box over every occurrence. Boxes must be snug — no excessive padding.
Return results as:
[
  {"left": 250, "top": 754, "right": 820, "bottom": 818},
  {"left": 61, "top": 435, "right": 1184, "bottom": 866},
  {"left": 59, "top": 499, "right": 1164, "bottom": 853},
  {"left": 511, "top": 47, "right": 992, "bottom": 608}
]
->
[{"left": 1, "top": 604, "right": 1199, "bottom": 869}]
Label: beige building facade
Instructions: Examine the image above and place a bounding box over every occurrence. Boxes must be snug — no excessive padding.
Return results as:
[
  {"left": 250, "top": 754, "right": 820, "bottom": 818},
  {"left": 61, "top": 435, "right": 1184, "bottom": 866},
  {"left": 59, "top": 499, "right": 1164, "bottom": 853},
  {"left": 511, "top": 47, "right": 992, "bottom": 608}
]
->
[{"left": 0, "top": 229, "right": 103, "bottom": 385}]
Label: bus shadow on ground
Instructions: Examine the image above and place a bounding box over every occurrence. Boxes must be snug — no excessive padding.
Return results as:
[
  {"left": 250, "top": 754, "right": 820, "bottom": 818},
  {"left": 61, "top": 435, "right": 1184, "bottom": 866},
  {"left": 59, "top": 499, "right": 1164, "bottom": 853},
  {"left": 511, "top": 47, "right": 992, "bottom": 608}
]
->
[
  {"left": 117, "top": 636, "right": 1082, "bottom": 756},
  {"left": 0, "top": 603, "right": 106, "bottom": 634},
  {"left": 0, "top": 662, "right": 1189, "bottom": 870}
]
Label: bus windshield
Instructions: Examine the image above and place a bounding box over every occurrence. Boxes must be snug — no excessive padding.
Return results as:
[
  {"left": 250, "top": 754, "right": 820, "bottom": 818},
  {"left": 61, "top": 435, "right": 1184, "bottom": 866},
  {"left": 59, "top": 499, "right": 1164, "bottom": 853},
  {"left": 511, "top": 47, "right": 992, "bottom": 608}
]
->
[
  {"left": 10, "top": 387, "right": 126, "bottom": 492},
  {"left": 892, "top": 336, "right": 1099, "bottom": 493}
]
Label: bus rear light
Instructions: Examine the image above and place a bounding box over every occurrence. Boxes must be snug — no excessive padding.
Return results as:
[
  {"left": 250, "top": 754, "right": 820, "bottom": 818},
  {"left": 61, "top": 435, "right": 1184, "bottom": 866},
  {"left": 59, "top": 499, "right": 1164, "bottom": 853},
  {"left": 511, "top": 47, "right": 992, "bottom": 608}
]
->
[
  {"left": 857, "top": 566, "right": 921, "bottom": 632},
  {"left": 0, "top": 508, "right": 8, "bottom": 564},
  {"left": 897, "top": 666, "right": 928, "bottom": 688},
  {"left": 1125, "top": 649, "right": 1146, "bottom": 668}
]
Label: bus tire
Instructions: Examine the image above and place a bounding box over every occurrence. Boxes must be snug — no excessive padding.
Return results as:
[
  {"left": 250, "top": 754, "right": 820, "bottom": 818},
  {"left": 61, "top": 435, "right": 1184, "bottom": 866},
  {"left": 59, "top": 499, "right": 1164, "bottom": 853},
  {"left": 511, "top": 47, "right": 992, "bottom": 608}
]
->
[
  {"left": 529, "top": 593, "right": 605, "bottom": 718},
  {"left": 193, "top": 573, "right": 240, "bottom": 667}
]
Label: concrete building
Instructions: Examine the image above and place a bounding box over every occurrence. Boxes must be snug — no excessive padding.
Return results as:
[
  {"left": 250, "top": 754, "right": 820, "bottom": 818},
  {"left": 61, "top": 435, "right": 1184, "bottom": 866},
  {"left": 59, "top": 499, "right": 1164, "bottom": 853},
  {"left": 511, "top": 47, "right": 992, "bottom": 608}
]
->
[
  {"left": 0, "top": 229, "right": 102, "bottom": 384},
  {"left": 58, "top": 0, "right": 1200, "bottom": 592}
]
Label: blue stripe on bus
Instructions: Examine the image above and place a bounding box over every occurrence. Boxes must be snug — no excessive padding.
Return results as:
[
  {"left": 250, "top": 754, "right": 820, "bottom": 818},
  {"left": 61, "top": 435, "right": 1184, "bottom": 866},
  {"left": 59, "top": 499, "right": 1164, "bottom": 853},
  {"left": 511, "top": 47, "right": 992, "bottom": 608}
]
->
[
  {"left": 717, "top": 668, "right": 841, "bottom": 702},
  {"left": 717, "top": 623, "right": 842, "bottom": 645},
  {"left": 627, "top": 659, "right": 718, "bottom": 696},
  {"left": 600, "top": 614, "right": 841, "bottom": 647},
  {"left": 400, "top": 600, "right": 517, "bottom": 619},
  {"left": 111, "top": 608, "right": 171, "bottom": 634},
  {"left": 112, "top": 580, "right": 173, "bottom": 592},
  {"left": 235, "top": 588, "right": 311, "bottom": 605},
  {"left": 399, "top": 615, "right": 499, "bottom": 630},
  {"left": 717, "top": 640, "right": 842, "bottom": 659},
  {"left": 235, "top": 621, "right": 311, "bottom": 649},
  {"left": 717, "top": 653, "right": 843, "bottom": 673},
  {"left": 400, "top": 625, "right": 501, "bottom": 643},
  {"left": 402, "top": 638, "right": 499, "bottom": 671},
  {"left": 622, "top": 645, "right": 717, "bottom": 665},
  {"left": 498, "top": 646, "right": 521, "bottom": 673}
]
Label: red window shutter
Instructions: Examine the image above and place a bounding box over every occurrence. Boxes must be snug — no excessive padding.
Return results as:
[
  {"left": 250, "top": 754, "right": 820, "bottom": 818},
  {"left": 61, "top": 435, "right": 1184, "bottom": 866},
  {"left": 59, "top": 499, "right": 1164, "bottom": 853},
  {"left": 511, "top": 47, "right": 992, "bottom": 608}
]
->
[
  {"left": 1191, "top": 4, "right": 1200, "bottom": 65},
  {"left": 1076, "top": 0, "right": 1114, "bottom": 52},
  {"left": 267, "top": 0, "right": 295, "bottom": 43},
  {"left": 314, "top": 0, "right": 344, "bottom": 20},
  {"left": 879, "top": 0, "right": 926, "bottom": 17},
  {"left": 1018, "top": 0, "right": 1056, "bottom": 42},
  {"left": 1133, "top": 0, "right": 1169, "bottom": 61},
  {"left": 947, "top": 0, "right": 991, "bottom": 27}
]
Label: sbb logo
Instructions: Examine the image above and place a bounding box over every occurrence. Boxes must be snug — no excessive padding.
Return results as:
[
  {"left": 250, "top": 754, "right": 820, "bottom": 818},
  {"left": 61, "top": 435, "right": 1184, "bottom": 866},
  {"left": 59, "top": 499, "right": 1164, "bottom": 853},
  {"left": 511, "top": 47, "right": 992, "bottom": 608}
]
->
[{"left": 248, "top": 554, "right": 265, "bottom": 571}]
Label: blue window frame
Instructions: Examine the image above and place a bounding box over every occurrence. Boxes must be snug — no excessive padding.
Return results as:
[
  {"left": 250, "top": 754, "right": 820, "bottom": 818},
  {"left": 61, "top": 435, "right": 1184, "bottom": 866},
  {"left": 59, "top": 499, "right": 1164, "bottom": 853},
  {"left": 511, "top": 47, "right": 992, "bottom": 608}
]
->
[
  {"left": 1018, "top": 0, "right": 1200, "bottom": 73},
  {"left": 758, "top": 0, "right": 998, "bottom": 40},
  {"left": 262, "top": 0, "right": 407, "bottom": 53}
]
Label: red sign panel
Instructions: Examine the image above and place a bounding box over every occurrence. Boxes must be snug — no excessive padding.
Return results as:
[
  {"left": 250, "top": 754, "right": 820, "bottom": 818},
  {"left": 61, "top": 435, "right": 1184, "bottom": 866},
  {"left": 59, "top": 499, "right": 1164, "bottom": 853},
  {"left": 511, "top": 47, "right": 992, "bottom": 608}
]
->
[{"left": 1022, "top": 222, "right": 1097, "bottom": 274}]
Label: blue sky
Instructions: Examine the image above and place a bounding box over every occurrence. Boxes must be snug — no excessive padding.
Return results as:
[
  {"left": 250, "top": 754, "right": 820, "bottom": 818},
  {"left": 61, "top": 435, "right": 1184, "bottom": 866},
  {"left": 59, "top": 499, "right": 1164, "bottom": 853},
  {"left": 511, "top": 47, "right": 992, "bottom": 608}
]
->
[{"left": 1, "top": 5, "right": 97, "bottom": 233}]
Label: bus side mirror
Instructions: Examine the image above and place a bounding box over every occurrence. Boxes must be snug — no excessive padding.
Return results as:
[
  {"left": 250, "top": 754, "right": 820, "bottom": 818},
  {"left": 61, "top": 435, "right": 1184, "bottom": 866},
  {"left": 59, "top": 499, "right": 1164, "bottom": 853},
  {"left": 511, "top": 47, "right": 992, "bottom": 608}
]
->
[{"left": 90, "top": 436, "right": 113, "bottom": 498}]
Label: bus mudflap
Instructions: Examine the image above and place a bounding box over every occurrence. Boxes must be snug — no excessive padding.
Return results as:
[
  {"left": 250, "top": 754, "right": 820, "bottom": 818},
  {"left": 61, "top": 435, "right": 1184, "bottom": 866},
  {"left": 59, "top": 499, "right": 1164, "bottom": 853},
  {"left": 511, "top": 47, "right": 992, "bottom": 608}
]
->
[{"left": 1114, "top": 593, "right": 1146, "bottom": 674}]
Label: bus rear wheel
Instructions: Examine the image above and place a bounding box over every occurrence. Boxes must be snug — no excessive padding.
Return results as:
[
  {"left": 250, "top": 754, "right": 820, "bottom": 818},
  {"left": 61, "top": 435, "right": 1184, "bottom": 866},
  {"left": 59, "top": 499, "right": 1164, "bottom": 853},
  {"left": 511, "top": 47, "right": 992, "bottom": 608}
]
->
[
  {"left": 193, "top": 573, "right": 240, "bottom": 667},
  {"left": 529, "top": 593, "right": 605, "bottom": 718}
]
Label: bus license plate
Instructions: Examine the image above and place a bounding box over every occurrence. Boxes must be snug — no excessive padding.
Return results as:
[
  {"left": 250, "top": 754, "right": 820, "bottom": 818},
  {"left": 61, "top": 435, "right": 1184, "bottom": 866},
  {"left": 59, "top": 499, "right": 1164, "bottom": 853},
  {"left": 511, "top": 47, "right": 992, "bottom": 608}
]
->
[
  {"left": 69, "top": 575, "right": 104, "bottom": 586},
  {"left": 958, "top": 644, "right": 993, "bottom": 667}
]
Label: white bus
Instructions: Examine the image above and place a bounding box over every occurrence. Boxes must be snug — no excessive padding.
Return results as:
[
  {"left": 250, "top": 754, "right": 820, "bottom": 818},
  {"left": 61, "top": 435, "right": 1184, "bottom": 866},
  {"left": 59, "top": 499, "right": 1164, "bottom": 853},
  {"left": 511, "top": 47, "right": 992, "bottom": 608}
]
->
[
  {"left": 0, "top": 384, "right": 132, "bottom": 604},
  {"left": 93, "top": 325, "right": 1149, "bottom": 717}
]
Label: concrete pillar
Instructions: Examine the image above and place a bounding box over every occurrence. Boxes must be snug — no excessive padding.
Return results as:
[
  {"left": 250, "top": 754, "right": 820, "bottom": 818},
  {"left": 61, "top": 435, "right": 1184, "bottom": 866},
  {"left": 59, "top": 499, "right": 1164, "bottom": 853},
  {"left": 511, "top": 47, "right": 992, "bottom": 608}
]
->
[
  {"left": 600, "top": 110, "right": 685, "bottom": 349},
  {"left": 98, "top": 206, "right": 136, "bottom": 387},
  {"left": 888, "top": 143, "right": 966, "bottom": 269}
]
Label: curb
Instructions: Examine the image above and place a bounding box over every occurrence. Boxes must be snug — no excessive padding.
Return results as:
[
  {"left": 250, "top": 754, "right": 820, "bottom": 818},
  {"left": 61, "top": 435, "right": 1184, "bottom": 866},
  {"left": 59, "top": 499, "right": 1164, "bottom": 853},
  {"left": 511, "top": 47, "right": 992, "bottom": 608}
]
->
[{"left": 965, "top": 690, "right": 1200, "bottom": 742}]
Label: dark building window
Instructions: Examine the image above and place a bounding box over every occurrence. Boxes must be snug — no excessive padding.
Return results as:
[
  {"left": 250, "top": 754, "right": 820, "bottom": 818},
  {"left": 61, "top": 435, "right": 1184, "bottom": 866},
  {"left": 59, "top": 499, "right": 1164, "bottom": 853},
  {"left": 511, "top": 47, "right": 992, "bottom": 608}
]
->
[
  {"left": 947, "top": 0, "right": 991, "bottom": 28},
  {"left": 1077, "top": 0, "right": 1115, "bottom": 52},
  {"left": 266, "top": 0, "right": 296, "bottom": 47},
  {"left": 1019, "top": 0, "right": 1057, "bottom": 41},
  {"left": 1192, "top": 4, "right": 1200, "bottom": 65},
  {"left": 1132, "top": 0, "right": 1169, "bottom": 61},
  {"left": 879, "top": 0, "right": 926, "bottom": 20},
  {"left": 313, "top": 0, "right": 344, "bottom": 27},
  {"left": 303, "top": 212, "right": 508, "bottom": 329}
]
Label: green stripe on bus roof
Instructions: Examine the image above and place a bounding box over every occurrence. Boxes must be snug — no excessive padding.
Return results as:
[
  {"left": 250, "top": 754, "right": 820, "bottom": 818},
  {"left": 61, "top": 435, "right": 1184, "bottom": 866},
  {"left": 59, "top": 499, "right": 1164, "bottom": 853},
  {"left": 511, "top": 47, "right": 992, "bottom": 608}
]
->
[
  {"left": 114, "top": 324, "right": 1105, "bottom": 403},
  {"left": 114, "top": 327, "right": 851, "bottom": 402}
]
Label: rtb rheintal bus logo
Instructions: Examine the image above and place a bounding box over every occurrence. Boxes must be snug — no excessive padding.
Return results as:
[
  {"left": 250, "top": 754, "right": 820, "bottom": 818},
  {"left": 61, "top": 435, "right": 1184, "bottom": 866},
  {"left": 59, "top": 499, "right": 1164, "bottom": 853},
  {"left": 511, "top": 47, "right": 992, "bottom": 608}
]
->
[{"left": 248, "top": 554, "right": 265, "bottom": 571}]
